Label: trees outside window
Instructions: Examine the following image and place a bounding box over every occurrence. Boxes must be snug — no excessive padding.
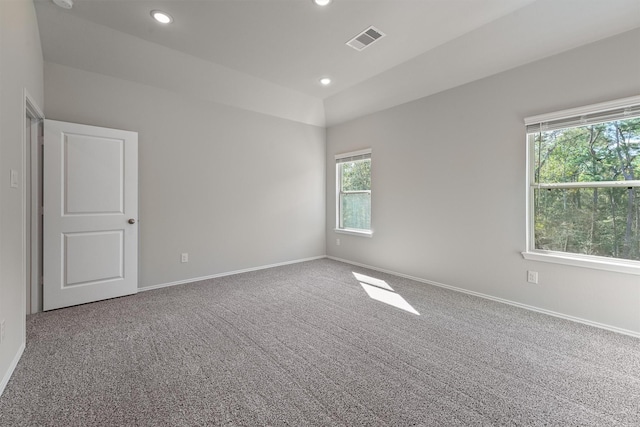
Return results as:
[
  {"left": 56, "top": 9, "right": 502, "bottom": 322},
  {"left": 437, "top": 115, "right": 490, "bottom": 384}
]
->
[
  {"left": 336, "top": 150, "right": 371, "bottom": 233},
  {"left": 527, "top": 99, "right": 640, "bottom": 263}
]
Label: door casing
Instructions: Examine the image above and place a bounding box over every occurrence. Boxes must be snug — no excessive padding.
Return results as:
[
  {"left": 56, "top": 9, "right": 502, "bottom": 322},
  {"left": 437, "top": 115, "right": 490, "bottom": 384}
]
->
[{"left": 24, "top": 90, "right": 44, "bottom": 315}]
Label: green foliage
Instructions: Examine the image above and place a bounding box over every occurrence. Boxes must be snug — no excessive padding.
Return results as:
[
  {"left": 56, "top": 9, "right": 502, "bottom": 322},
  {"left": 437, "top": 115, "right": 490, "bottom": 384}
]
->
[
  {"left": 340, "top": 193, "right": 371, "bottom": 230},
  {"left": 341, "top": 160, "right": 371, "bottom": 192},
  {"left": 340, "top": 159, "right": 371, "bottom": 230},
  {"left": 533, "top": 118, "right": 640, "bottom": 260}
]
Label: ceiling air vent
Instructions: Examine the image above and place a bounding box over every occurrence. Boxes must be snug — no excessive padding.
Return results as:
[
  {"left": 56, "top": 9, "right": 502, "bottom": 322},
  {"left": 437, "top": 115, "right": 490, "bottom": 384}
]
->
[{"left": 346, "top": 26, "right": 385, "bottom": 51}]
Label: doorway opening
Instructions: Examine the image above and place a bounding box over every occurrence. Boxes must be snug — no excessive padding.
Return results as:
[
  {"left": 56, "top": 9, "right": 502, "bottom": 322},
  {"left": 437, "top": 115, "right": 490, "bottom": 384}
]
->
[{"left": 25, "top": 91, "right": 44, "bottom": 315}]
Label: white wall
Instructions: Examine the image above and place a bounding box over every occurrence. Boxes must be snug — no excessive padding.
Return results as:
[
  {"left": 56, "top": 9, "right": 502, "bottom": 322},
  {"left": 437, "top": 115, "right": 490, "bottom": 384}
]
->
[
  {"left": 327, "top": 28, "right": 640, "bottom": 335},
  {"left": 324, "top": 0, "right": 640, "bottom": 126},
  {"left": 44, "top": 62, "right": 326, "bottom": 290},
  {"left": 0, "top": 0, "right": 44, "bottom": 392},
  {"left": 35, "top": 4, "right": 325, "bottom": 127}
]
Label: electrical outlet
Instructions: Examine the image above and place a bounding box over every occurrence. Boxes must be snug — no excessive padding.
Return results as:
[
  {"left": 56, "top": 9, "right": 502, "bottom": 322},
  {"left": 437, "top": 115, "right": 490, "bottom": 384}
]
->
[
  {"left": 336, "top": 238, "right": 341, "bottom": 246},
  {"left": 10, "top": 170, "right": 18, "bottom": 188},
  {"left": 0, "top": 319, "right": 5, "bottom": 344},
  {"left": 181, "top": 253, "right": 189, "bottom": 263},
  {"left": 527, "top": 271, "right": 539, "bottom": 284}
]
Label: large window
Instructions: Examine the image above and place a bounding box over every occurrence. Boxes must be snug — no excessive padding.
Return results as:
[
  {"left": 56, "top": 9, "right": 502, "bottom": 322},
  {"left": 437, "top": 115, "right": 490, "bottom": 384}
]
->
[
  {"left": 524, "top": 96, "right": 640, "bottom": 272},
  {"left": 336, "top": 149, "right": 371, "bottom": 235}
]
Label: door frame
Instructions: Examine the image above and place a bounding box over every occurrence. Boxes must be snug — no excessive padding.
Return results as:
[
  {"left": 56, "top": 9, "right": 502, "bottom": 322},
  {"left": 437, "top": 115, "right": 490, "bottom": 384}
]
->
[{"left": 24, "top": 89, "right": 44, "bottom": 315}]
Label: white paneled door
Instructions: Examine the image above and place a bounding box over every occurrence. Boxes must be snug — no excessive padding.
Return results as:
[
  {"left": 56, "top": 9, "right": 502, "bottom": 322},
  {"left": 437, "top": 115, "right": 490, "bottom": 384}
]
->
[{"left": 43, "top": 120, "right": 138, "bottom": 311}]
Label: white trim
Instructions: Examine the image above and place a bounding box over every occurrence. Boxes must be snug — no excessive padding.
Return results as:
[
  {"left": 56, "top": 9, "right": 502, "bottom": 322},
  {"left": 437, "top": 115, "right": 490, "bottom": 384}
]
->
[
  {"left": 522, "top": 251, "right": 640, "bottom": 275},
  {"left": 335, "top": 148, "right": 372, "bottom": 233},
  {"left": 139, "top": 256, "right": 326, "bottom": 292},
  {"left": 533, "top": 180, "right": 640, "bottom": 189},
  {"left": 24, "top": 89, "right": 44, "bottom": 119},
  {"left": 23, "top": 90, "right": 44, "bottom": 315},
  {"left": 335, "top": 148, "right": 372, "bottom": 160},
  {"left": 327, "top": 256, "right": 640, "bottom": 339},
  {"left": 525, "top": 133, "right": 534, "bottom": 254},
  {"left": 0, "top": 342, "right": 25, "bottom": 397},
  {"left": 524, "top": 96, "right": 640, "bottom": 274},
  {"left": 524, "top": 95, "right": 640, "bottom": 125},
  {"left": 334, "top": 228, "right": 373, "bottom": 237}
]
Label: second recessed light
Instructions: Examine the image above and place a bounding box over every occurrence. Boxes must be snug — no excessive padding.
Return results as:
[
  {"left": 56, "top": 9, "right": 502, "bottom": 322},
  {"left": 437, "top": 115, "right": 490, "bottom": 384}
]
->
[
  {"left": 313, "top": 0, "right": 332, "bottom": 6},
  {"left": 320, "top": 77, "right": 332, "bottom": 86},
  {"left": 151, "top": 10, "right": 173, "bottom": 24}
]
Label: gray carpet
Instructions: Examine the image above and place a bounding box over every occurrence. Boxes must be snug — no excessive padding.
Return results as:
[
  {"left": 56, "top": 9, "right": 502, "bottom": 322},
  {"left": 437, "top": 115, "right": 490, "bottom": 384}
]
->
[{"left": 0, "top": 259, "right": 639, "bottom": 426}]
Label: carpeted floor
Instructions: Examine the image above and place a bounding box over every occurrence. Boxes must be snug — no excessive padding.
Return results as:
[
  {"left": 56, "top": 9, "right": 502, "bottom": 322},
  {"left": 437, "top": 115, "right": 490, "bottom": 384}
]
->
[{"left": 0, "top": 259, "right": 638, "bottom": 426}]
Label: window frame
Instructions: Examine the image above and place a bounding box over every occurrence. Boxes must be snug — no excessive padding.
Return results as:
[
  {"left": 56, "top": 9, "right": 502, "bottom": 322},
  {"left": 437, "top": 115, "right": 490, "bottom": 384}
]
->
[
  {"left": 522, "top": 95, "right": 640, "bottom": 275},
  {"left": 335, "top": 149, "right": 372, "bottom": 237}
]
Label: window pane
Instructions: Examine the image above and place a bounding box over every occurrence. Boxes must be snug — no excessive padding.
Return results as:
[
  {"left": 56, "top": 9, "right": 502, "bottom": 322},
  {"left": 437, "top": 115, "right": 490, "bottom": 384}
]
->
[
  {"left": 340, "top": 193, "right": 371, "bottom": 230},
  {"left": 534, "top": 118, "right": 640, "bottom": 184},
  {"left": 340, "top": 159, "right": 371, "bottom": 192},
  {"left": 534, "top": 187, "right": 640, "bottom": 261}
]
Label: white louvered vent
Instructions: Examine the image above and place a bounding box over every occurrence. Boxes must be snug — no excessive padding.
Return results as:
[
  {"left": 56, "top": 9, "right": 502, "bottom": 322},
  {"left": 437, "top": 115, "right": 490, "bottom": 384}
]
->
[{"left": 346, "top": 26, "right": 385, "bottom": 51}]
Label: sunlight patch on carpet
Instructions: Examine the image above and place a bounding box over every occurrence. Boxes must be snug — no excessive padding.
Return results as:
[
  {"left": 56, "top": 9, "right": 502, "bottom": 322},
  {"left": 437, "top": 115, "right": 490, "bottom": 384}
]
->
[
  {"left": 354, "top": 272, "right": 419, "bottom": 315},
  {"left": 353, "top": 272, "right": 394, "bottom": 291}
]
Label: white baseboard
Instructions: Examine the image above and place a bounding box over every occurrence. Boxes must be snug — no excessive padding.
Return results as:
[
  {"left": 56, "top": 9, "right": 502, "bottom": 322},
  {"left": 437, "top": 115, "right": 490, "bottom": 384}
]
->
[
  {"left": 139, "top": 255, "right": 327, "bottom": 292},
  {"left": 328, "top": 256, "right": 640, "bottom": 339},
  {"left": 0, "top": 342, "right": 25, "bottom": 397}
]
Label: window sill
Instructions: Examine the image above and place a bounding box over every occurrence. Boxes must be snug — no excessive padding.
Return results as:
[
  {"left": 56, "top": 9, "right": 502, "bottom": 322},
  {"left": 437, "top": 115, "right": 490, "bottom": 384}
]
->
[
  {"left": 521, "top": 250, "right": 640, "bottom": 275},
  {"left": 335, "top": 228, "right": 373, "bottom": 238}
]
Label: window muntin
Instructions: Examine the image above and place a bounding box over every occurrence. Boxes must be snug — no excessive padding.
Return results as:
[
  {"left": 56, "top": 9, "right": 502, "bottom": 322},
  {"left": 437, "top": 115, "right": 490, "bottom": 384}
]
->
[
  {"left": 526, "top": 97, "right": 640, "bottom": 264},
  {"left": 336, "top": 150, "right": 371, "bottom": 233}
]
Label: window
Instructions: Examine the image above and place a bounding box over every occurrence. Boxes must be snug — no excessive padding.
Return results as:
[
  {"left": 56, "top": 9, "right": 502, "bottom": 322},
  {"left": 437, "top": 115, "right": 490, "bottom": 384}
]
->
[
  {"left": 336, "top": 149, "right": 372, "bottom": 236},
  {"left": 524, "top": 96, "right": 640, "bottom": 273}
]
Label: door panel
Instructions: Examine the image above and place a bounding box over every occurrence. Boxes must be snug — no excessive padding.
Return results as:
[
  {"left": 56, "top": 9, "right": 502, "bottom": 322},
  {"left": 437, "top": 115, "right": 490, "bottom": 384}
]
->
[
  {"left": 64, "top": 231, "right": 124, "bottom": 286},
  {"left": 44, "top": 120, "right": 138, "bottom": 310},
  {"left": 65, "top": 135, "right": 124, "bottom": 214}
]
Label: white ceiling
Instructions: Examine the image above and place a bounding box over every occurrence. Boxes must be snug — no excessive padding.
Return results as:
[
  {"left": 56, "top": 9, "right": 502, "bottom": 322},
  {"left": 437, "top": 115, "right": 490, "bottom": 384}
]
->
[{"left": 34, "top": 0, "right": 640, "bottom": 126}]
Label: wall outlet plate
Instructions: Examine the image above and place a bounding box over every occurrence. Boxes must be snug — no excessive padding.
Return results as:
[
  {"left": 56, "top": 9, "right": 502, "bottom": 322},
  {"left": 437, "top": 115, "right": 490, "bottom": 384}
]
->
[
  {"left": 10, "top": 169, "right": 18, "bottom": 188},
  {"left": 527, "top": 271, "right": 538, "bottom": 284},
  {"left": 181, "top": 253, "right": 188, "bottom": 263}
]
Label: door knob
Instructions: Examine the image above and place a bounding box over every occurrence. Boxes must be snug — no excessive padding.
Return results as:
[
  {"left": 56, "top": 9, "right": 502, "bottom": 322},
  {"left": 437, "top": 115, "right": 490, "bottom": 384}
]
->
[{"left": 128, "top": 218, "right": 136, "bottom": 224}]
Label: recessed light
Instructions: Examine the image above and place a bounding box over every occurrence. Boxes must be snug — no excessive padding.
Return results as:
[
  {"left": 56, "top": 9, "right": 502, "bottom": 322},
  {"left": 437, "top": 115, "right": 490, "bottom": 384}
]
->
[
  {"left": 319, "top": 77, "right": 332, "bottom": 86},
  {"left": 52, "top": 0, "right": 73, "bottom": 9},
  {"left": 313, "top": 0, "right": 332, "bottom": 6},
  {"left": 151, "top": 10, "right": 173, "bottom": 24}
]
